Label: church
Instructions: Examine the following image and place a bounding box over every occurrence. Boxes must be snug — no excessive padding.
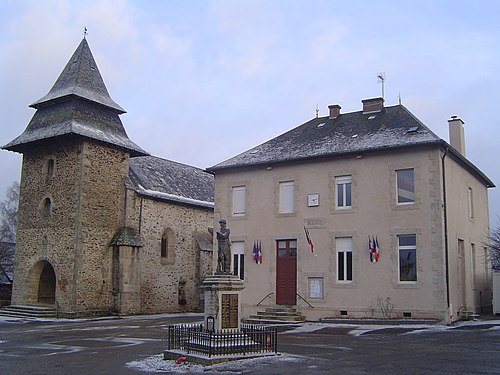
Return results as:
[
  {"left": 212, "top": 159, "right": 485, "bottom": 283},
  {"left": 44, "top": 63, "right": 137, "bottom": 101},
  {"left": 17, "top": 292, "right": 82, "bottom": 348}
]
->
[{"left": 3, "top": 38, "right": 215, "bottom": 317}]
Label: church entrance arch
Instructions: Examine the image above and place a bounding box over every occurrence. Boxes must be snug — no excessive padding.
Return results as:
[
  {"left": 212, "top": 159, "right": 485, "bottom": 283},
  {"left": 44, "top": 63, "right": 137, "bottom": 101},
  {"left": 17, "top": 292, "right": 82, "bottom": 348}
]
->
[{"left": 28, "top": 261, "right": 56, "bottom": 305}]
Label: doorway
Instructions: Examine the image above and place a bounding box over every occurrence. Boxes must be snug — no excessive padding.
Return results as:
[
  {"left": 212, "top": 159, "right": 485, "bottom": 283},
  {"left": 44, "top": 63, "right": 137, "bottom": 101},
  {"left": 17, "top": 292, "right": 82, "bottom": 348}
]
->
[
  {"left": 37, "top": 262, "right": 56, "bottom": 305},
  {"left": 276, "top": 239, "right": 297, "bottom": 305}
]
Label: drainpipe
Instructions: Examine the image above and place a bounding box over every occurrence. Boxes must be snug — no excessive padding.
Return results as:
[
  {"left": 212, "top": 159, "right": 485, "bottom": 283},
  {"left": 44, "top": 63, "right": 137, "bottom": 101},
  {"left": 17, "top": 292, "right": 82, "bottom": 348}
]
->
[
  {"left": 139, "top": 197, "right": 143, "bottom": 233},
  {"left": 441, "top": 147, "right": 451, "bottom": 317}
]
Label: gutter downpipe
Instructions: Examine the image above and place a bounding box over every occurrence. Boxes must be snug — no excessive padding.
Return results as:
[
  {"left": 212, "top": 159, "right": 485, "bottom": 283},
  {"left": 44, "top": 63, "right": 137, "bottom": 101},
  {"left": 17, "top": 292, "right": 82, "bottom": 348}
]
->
[{"left": 441, "top": 147, "right": 451, "bottom": 322}]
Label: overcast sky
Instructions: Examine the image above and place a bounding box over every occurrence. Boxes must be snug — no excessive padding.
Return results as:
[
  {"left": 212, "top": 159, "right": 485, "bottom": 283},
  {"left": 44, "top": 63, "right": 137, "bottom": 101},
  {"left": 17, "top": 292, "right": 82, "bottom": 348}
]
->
[{"left": 1, "top": 0, "right": 499, "bottom": 224}]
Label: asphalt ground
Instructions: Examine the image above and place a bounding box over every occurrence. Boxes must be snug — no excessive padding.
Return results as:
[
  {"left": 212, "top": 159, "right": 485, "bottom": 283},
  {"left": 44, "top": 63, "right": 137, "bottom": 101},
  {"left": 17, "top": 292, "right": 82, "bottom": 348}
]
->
[{"left": 0, "top": 313, "right": 499, "bottom": 374}]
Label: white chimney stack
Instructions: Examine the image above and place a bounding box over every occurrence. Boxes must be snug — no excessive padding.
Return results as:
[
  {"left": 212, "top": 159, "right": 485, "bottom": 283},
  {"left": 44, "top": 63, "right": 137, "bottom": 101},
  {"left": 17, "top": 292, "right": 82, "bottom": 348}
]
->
[{"left": 448, "top": 116, "right": 466, "bottom": 157}]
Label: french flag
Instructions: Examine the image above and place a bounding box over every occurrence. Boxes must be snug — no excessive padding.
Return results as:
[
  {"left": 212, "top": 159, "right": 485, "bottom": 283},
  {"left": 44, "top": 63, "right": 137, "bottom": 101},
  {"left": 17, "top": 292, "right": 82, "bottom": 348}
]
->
[{"left": 304, "top": 226, "right": 314, "bottom": 253}]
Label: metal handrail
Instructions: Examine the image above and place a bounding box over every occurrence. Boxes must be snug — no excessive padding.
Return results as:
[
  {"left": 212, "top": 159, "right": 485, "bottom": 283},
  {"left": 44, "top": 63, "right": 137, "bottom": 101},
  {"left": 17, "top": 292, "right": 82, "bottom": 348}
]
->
[
  {"left": 296, "top": 293, "right": 314, "bottom": 308},
  {"left": 256, "top": 292, "right": 274, "bottom": 306}
]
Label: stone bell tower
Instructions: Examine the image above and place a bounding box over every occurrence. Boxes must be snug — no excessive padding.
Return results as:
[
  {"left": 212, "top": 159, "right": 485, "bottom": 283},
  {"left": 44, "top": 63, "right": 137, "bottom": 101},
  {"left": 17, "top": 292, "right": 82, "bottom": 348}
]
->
[{"left": 3, "top": 37, "right": 147, "bottom": 316}]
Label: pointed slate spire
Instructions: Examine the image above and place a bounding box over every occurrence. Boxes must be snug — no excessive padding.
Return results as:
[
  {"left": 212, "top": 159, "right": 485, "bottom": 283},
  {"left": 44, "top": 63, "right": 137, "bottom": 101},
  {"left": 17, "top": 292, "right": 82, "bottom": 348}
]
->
[
  {"left": 30, "top": 38, "right": 125, "bottom": 113},
  {"left": 3, "top": 38, "right": 147, "bottom": 157}
]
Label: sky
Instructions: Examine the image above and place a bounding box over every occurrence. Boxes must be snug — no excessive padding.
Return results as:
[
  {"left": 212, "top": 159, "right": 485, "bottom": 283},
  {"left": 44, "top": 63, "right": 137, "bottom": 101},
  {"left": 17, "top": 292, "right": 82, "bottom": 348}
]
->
[{"left": 1, "top": 0, "right": 499, "bottom": 225}]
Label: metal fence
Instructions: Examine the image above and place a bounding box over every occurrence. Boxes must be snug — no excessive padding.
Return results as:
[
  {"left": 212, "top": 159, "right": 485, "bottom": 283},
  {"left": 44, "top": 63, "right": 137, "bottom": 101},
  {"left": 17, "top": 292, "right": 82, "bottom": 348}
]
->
[{"left": 166, "top": 323, "right": 278, "bottom": 358}]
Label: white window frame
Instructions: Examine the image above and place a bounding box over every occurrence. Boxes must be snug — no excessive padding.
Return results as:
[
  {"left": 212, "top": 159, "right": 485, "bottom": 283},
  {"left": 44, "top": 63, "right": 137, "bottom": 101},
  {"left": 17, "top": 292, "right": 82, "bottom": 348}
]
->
[
  {"left": 232, "top": 241, "right": 245, "bottom": 280},
  {"left": 232, "top": 186, "right": 246, "bottom": 216},
  {"left": 279, "top": 181, "right": 295, "bottom": 214},
  {"left": 398, "top": 234, "right": 417, "bottom": 282},
  {"left": 396, "top": 168, "right": 415, "bottom": 205},
  {"left": 335, "top": 175, "right": 352, "bottom": 209},
  {"left": 336, "top": 237, "right": 353, "bottom": 282}
]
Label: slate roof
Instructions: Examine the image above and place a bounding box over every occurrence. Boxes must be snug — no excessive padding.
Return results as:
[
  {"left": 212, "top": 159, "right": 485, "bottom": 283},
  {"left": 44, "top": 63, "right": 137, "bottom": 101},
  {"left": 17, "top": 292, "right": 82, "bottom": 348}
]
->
[
  {"left": 31, "top": 38, "right": 124, "bottom": 112},
  {"left": 208, "top": 104, "right": 494, "bottom": 188},
  {"left": 3, "top": 38, "right": 147, "bottom": 157},
  {"left": 110, "top": 227, "right": 144, "bottom": 247},
  {"left": 210, "top": 105, "right": 441, "bottom": 170},
  {"left": 129, "top": 156, "right": 214, "bottom": 208}
]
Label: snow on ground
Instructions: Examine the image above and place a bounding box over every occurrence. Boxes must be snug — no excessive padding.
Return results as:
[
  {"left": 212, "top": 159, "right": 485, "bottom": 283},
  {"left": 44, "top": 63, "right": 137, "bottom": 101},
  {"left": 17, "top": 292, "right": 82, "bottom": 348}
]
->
[
  {"left": 126, "top": 353, "right": 308, "bottom": 374},
  {"left": 126, "top": 318, "right": 500, "bottom": 373},
  {"left": 283, "top": 319, "right": 500, "bottom": 337}
]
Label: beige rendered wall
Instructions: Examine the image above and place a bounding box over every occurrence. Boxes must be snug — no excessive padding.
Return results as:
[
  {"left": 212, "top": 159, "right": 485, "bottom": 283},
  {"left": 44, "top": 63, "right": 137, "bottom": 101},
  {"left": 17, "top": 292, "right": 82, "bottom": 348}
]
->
[
  {"left": 214, "top": 147, "right": 451, "bottom": 321},
  {"left": 443, "top": 153, "right": 492, "bottom": 318}
]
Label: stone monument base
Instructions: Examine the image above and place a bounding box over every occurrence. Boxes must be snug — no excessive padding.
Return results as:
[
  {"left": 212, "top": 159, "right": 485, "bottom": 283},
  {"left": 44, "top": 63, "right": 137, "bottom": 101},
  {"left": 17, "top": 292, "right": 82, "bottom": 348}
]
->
[{"left": 202, "top": 274, "right": 244, "bottom": 331}]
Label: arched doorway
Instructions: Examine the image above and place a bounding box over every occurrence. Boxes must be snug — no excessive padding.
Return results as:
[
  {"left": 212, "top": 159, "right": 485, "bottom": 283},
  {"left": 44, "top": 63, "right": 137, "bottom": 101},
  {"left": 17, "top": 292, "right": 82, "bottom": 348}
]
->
[{"left": 36, "top": 262, "right": 56, "bottom": 305}]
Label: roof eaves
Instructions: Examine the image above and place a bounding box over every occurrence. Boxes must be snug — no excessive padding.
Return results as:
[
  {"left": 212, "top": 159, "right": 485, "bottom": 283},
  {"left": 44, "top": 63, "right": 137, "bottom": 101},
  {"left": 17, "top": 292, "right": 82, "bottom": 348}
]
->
[
  {"left": 208, "top": 140, "right": 444, "bottom": 173},
  {"left": 134, "top": 186, "right": 214, "bottom": 209}
]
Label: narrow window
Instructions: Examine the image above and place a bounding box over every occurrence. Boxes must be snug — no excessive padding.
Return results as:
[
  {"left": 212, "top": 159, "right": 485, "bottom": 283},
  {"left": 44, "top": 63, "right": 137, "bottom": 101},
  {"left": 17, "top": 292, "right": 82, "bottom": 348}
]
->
[
  {"left": 279, "top": 181, "right": 295, "bottom": 214},
  {"left": 336, "top": 175, "right": 352, "bottom": 209},
  {"left": 484, "top": 247, "right": 491, "bottom": 289},
  {"left": 396, "top": 169, "right": 415, "bottom": 204},
  {"left": 43, "top": 197, "right": 52, "bottom": 215},
  {"left": 468, "top": 187, "right": 474, "bottom": 219},
  {"left": 399, "top": 235, "right": 417, "bottom": 282},
  {"left": 232, "top": 186, "right": 246, "bottom": 216},
  {"left": 471, "top": 243, "right": 477, "bottom": 288},
  {"left": 47, "top": 158, "right": 55, "bottom": 178},
  {"left": 232, "top": 241, "right": 245, "bottom": 280},
  {"left": 160, "top": 228, "right": 176, "bottom": 263},
  {"left": 336, "top": 237, "right": 353, "bottom": 282},
  {"left": 161, "top": 232, "right": 168, "bottom": 258}
]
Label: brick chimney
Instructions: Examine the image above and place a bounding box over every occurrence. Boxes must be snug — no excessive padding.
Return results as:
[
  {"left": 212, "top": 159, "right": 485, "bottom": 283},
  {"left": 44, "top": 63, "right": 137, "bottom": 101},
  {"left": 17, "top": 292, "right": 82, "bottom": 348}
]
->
[
  {"left": 328, "top": 104, "right": 341, "bottom": 119},
  {"left": 448, "top": 116, "right": 466, "bottom": 157},
  {"left": 362, "top": 97, "right": 384, "bottom": 113}
]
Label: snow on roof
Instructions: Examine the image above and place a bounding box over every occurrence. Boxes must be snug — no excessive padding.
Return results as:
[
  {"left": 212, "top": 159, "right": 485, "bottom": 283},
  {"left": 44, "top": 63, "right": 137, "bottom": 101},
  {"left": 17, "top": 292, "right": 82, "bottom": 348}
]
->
[
  {"left": 129, "top": 156, "right": 214, "bottom": 209},
  {"left": 209, "top": 105, "right": 440, "bottom": 171}
]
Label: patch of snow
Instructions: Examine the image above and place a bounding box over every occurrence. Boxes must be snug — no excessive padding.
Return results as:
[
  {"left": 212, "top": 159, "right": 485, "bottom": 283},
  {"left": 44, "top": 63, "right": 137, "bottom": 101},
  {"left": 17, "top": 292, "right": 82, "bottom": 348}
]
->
[{"left": 126, "top": 353, "right": 309, "bottom": 374}]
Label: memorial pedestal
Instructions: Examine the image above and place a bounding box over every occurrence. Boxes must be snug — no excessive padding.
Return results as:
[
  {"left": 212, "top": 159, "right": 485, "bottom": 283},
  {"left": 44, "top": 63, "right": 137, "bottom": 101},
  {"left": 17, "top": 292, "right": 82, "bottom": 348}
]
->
[{"left": 202, "top": 274, "right": 244, "bottom": 331}]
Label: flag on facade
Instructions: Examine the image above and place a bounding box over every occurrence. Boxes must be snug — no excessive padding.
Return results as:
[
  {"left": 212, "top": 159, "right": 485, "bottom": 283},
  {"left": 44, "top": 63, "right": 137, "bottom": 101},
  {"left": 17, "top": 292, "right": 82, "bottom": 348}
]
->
[
  {"left": 304, "top": 226, "right": 314, "bottom": 253},
  {"left": 369, "top": 236, "right": 380, "bottom": 263},
  {"left": 369, "top": 236, "right": 376, "bottom": 263},
  {"left": 253, "top": 241, "right": 262, "bottom": 264}
]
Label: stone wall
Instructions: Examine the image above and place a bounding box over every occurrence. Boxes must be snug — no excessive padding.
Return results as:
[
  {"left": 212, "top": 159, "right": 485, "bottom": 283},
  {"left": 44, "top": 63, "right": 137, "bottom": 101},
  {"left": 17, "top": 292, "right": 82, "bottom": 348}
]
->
[
  {"left": 127, "top": 194, "right": 214, "bottom": 313},
  {"left": 12, "top": 138, "right": 129, "bottom": 316}
]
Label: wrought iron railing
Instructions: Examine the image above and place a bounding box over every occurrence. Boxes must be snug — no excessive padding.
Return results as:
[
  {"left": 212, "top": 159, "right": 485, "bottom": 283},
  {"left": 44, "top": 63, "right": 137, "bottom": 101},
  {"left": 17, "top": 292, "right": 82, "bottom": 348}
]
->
[{"left": 166, "top": 323, "right": 278, "bottom": 358}]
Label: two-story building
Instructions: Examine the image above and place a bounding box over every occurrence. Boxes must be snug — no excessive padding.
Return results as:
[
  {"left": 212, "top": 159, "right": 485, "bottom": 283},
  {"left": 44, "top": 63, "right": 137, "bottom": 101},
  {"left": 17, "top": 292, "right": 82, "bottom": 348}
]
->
[{"left": 208, "top": 98, "right": 494, "bottom": 323}]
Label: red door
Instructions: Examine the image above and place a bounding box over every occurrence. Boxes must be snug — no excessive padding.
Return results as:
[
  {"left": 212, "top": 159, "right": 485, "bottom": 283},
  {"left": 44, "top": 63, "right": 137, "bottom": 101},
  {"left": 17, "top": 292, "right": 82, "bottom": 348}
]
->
[{"left": 276, "top": 239, "right": 297, "bottom": 305}]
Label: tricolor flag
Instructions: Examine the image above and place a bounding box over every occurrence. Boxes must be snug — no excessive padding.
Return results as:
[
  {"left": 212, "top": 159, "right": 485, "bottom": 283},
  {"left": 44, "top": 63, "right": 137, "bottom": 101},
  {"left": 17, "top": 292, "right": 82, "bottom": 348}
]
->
[
  {"left": 253, "top": 241, "right": 262, "bottom": 264},
  {"left": 375, "top": 237, "right": 380, "bottom": 262},
  {"left": 304, "top": 226, "right": 314, "bottom": 253},
  {"left": 369, "top": 236, "right": 376, "bottom": 263},
  {"left": 369, "top": 236, "right": 380, "bottom": 263}
]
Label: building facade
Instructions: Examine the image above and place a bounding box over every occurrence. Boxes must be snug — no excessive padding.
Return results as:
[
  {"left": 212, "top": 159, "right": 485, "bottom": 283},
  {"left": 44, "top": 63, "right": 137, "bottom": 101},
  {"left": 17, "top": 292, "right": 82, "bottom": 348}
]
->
[
  {"left": 3, "top": 38, "right": 214, "bottom": 317},
  {"left": 208, "top": 98, "right": 494, "bottom": 323}
]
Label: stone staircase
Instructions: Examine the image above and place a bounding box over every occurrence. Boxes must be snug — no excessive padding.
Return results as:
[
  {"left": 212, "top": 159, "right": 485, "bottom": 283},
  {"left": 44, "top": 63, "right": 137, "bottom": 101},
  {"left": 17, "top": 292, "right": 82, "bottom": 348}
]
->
[
  {"left": 0, "top": 305, "right": 57, "bottom": 319},
  {"left": 243, "top": 306, "right": 306, "bottom": 325}
]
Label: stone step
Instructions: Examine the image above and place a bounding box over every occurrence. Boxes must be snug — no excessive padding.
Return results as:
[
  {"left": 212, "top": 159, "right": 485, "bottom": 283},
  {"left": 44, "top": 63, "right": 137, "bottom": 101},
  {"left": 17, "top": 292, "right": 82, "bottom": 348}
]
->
[
  {"left": 264, "top": 306, "right": 297, "bottom": 313},
  {"left": 244, "top": 305, "right": 306, "bottom": 325},
  {"left": 242, "top": 317, "right": 303, "bottom": 326},
  {"left": 258, "top": 310, "right": 300, "bottom": 317},
  {"left": 250, "top": 314, "right": 305, "bottom": 322},
  {"left": 0, "top": 305, "right": 57, "bottom": 319}
]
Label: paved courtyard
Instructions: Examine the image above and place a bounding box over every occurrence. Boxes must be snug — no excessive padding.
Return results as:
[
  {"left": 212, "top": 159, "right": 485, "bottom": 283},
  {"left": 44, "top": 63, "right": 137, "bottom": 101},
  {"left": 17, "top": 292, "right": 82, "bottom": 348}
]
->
[{"left": 0, "top": 313, "right": 499, "bottom": 374}]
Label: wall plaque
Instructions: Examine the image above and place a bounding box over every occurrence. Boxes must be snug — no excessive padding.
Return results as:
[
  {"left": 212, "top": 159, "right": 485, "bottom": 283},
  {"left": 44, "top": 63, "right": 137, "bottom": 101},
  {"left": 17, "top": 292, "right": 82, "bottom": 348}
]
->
[{"left": 221, "top": 293, "right": 239, "bottom": 329}]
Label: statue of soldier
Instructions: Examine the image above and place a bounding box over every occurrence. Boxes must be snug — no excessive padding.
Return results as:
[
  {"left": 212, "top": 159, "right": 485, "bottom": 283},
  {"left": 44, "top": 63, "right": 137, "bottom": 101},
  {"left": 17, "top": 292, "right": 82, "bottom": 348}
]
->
[{"left": 216, "top": 218, "right": 231, "bottom": 274}]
